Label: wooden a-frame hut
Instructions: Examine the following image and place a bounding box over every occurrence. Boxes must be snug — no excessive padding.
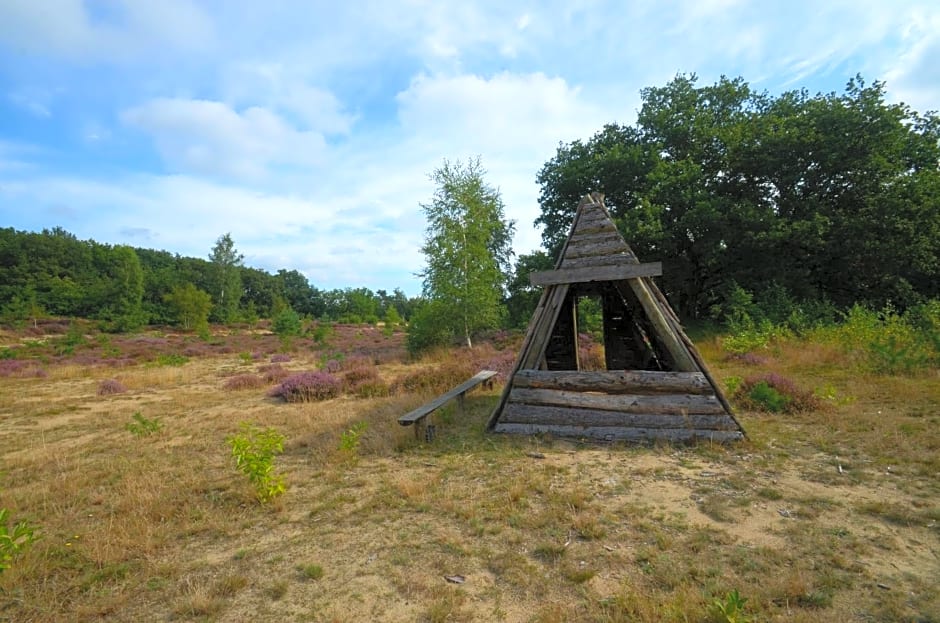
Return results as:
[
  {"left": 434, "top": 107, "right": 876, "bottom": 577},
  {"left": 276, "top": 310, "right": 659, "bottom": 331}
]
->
[{"left": 487, "top": 193, "right": 745, "bottom": 442}]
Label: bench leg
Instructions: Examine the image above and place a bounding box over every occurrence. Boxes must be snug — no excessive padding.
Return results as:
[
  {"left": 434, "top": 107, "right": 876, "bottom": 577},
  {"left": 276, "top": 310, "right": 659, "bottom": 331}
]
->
[{"left": 457, "top": 392, "right": 465, "bottom": 414}]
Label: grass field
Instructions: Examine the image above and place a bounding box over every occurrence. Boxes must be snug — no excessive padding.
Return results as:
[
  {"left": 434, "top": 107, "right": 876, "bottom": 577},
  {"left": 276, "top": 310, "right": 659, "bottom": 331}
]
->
[{"left": 0, "top": 322, "right": 938, "bottom": 622}]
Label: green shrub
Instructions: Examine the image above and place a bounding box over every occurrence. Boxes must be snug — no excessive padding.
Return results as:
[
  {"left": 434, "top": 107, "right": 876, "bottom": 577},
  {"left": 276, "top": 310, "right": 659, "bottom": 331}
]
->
[
  {"left": 0, "top": 508, "right": 38, "bottom": 575},
  {"left": 406, "top": 300, "right": 454, "bottom": 355},
  {"left": 228, "top": 423, "right": 287, "bottom": 503},
  {"left": 272, "top": 308, "right": 302, "bottom": 339},
  {"left": 747, "top": 381, "right": 790, "bottom": 413},
  {"left": 126, "top": 411, "right": 162, "bottom": 436},
  {"left": 732, "top": 373, "right": 820, "bottom": 414}
]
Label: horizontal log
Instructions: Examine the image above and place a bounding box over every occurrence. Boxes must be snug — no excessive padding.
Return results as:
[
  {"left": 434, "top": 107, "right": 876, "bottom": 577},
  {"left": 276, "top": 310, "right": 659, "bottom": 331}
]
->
[
  {"left": 492, "top": 422, "right": 744, "bottom": 442},
  {"left": 530, "top": 262, "right": 663, "bottom": 287},
  {"left": 512, "top": 369, "right": 712, "bottom": 394},
  {"left": 568, "top": 230, "right": 624, "bottom": 247},
  {"left": 564, "top": 238, "right": 631, "bottom": 260},
  {"left": 500, "top": 403, "right": 737, "bottom": 428},
  {"left": 574, "top": 209, "right": 615, "bottom": 231},
  {"left": 508, "top": 387, "right": 724, "bottom": 414}
]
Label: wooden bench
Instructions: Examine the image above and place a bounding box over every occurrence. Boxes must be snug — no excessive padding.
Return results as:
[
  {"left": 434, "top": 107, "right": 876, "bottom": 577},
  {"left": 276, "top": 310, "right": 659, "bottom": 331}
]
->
[{"left": 398, "top": 370, "right": 498, "bottom": 441}]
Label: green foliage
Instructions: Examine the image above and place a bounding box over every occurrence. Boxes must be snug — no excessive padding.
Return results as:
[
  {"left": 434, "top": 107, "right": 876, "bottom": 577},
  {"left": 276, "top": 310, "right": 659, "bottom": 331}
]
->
[
  {"left": 309, "top": 322, "right": 333, "bottom": 345},
  {"left": 406, "top": 299, "right": 455, "bottom": 355},
  {"left": 55, "top": 321, "right": 87, "bottom": 356},
  {"left": 208, "top": 233, "right": 244, "bottom": 324},
  {"left": 536, "top": 74, "right": 940, "bottom": 319},
  {"left": 417, "top": 156, "right": 515, "bottom": 350},
  {"left": 338, "top": 422, "right": 367, "bottom": 453},
  {"left": 272, "top": 307, "right": 302, "bottom": 349},
  {"left": 813, "top": 303, "right": 938, "bottom": 375},
  {"left": 299, "top": 563, "right": 323, "bottom": 580},
  {"left": 228, "top": 423, "right": 287, "bottom": 503},
  {"left": 153, "top": 353, "right": 188, "bottom": 367},
  {"left": 710, "top": 589, "right": 751, "bottom": 623},
  {"left": 126, "top": 411, "right": 162, "bottom": 437},
  {"left": 164, "top": 283, "right": 212, "bottom": 332},
  {"left": 384, "top": 305, "right": 402, "bottom": 327},
  {"left": 746, "top": 381, "right": 790, "bottom": 413},
  {"left": 0, "top": 507, "right": 38, "bottom": 575}
]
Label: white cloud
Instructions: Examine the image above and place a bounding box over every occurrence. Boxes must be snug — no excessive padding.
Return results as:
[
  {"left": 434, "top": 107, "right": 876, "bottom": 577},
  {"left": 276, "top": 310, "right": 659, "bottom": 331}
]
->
[
  {"left": 121, "top": 98, "right": 329, "bottom": 178},
  {"left": 0, "top": 0, "right": 214, "bottom": 61},
  {"left": 883, "top": 10, "right": 940, "bottom": 113},
  {"left": 221, "top": 63, "right": 356, "bottom": 134}
]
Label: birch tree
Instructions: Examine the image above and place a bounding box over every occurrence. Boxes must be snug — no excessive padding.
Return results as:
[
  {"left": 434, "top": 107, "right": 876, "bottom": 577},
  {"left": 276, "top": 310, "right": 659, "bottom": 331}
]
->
[{"left": 415, "top": 157, "right": 514, "bottom": 349}]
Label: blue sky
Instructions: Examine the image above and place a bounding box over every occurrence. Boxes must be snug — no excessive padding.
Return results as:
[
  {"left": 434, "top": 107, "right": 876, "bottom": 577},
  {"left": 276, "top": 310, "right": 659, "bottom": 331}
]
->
[{"left": 1, "top": 1, "right": 938, "bottom": 296}]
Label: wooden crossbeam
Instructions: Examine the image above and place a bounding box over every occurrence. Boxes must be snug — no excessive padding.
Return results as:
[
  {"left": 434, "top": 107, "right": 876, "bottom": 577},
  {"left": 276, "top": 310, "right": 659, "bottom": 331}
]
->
[{"left": 529, "top": 262, "right": 662, "bottom": 287}]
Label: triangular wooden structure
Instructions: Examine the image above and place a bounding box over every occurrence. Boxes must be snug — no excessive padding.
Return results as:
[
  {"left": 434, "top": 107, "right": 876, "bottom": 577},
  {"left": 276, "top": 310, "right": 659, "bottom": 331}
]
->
[{"left": 487, "top": 193, "right": 745, "bottom": 442}]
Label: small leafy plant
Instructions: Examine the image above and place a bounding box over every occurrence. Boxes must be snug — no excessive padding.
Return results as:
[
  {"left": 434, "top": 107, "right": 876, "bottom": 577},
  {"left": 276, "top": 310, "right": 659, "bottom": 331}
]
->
[
  {"left": 228, "top": 423, "right": 287, "bottom": 503},
  {"left": 711, "top": 589, "right": 751, "bottom": 623},
  {"left": 126, "top": 411, "right": 162, "bottom": 437},
  {"left": 339, "top": 422, "right": 368, "bottom": 453},
  {"left": 0, "top": 508, "right": 38, "bottom": 575}
]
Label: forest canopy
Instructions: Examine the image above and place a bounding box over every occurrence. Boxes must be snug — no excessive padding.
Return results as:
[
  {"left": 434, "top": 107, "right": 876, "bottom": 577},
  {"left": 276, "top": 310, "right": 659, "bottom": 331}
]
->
[{"left": 534, "top": 74, "right": 940, "bottom": 320}]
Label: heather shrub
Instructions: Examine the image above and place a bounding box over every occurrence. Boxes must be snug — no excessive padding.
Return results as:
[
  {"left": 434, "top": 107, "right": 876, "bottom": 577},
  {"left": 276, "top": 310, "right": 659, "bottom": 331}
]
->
[
  {"left": 257, "top": 363, "right": 291, "bottom": 384},
  {"left": 732, "top": 372, "right": 820, "bottom": 414},
  {"left": 474, "top": 348, "right": 517, "bottom": 382},
  {"left": 224, "top": 374, "right": 266, "bottom": 391},
  {"left": 0, "top": 360, "right": 27, "bottom": 378},
  {"left": 97, "top": 379, "right": 128, "bottom": 396},
  {"left": 269, "top": 371, "right": 342, "bottom": 402},
  {"left": 0, "top": 360, "right": 45, "bottom": 378}
]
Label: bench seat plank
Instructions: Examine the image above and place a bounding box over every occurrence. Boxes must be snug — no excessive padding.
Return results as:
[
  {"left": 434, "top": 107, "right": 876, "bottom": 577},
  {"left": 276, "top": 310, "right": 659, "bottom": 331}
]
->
[{"left": 398, "top": 370, "right": 498, "bottom": 426}]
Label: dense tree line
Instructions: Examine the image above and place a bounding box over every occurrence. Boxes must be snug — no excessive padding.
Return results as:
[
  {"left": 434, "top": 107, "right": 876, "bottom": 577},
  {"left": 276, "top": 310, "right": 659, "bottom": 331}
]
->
[
  {"left": 0, "top": 227, "right": 416, "bottom": 330},
  {"left": 532, "top": 74, "right": 940, "bottom": 320}
]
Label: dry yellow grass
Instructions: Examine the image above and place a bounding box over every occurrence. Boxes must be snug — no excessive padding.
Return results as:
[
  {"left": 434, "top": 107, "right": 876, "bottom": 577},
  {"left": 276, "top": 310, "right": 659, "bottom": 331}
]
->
[{"left": 0, "top": 337, "right": 938, "bottom": 622}]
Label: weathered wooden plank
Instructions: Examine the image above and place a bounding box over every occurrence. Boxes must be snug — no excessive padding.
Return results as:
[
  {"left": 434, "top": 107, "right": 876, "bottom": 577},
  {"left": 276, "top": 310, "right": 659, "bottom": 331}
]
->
[
  {"left": 567, "top": 230, "right": 624, "bottom": 247},
  {"left": 568, "top": 226, "right": 619, "bottom": 242},
  {"left": 512, "top": 369, "right": 713, "bottom": 394},
  {"left": 492, "top": 422, "right": 745, "bottom": 442},
  {"left": 530, "top": 262, "right": 662, "bottom": 287},
  {"left": 507, "top": 388, "right": 725, "bottom": 414},
  {"left": 500, "top": 403, "right": 737, "bottom": 428},
  {"left": 399, "top": 370, "right": 497, "bottom": 425},
  {"left": 564, "top": 238, "right": 631, "bottom": 260},
  {"left": 573, "top": 207, "right": 615, "bottom": 231},
  {"left": 521, "top": 284, "right": 570, "bottom": 370}
]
